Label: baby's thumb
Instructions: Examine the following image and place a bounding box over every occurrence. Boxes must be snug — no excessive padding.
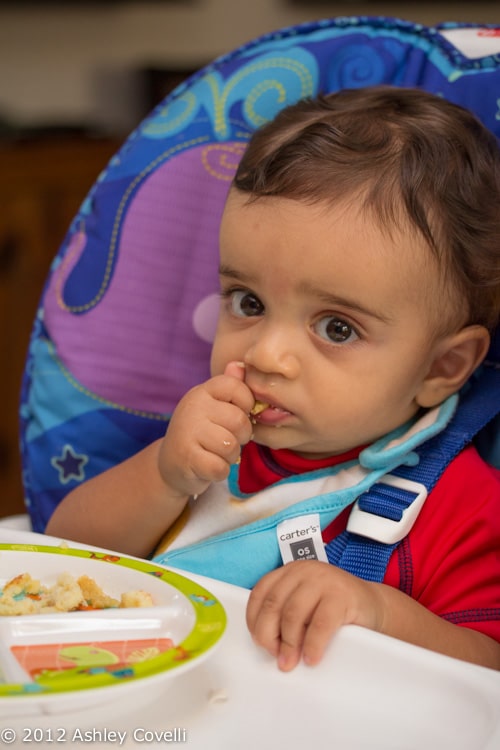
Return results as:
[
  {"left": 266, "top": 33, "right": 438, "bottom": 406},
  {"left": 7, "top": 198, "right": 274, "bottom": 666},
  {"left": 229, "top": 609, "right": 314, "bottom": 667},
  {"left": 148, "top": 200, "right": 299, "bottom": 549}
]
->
[{"left": 224, "top": 361, "right": 246, "bottom": 382}]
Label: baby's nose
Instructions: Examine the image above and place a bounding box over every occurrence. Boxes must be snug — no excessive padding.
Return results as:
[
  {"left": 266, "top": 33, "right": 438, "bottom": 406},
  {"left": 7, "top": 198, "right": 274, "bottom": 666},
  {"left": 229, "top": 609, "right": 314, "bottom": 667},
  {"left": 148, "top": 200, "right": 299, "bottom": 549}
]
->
[{"left": 244, "top": 326, "right": 300, "bottom": 379}]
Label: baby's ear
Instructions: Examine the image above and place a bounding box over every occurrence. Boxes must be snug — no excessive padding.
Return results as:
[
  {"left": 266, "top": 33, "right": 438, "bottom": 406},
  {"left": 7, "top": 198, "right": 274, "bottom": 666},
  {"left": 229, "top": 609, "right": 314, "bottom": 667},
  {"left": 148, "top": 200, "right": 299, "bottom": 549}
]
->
[{"left": 416, "top": 325, "right": 490, "bottom": 408}]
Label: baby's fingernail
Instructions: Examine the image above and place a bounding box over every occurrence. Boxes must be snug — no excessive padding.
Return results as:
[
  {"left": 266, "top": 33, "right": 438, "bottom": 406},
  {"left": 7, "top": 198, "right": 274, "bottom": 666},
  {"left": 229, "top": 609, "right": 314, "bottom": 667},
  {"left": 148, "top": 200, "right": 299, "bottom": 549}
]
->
[
  {"left": 303, "top": 651, "right": 320, "bottom": 667},
  {"left": 278, "top": 653, "right": 289, "bottom": 671}
]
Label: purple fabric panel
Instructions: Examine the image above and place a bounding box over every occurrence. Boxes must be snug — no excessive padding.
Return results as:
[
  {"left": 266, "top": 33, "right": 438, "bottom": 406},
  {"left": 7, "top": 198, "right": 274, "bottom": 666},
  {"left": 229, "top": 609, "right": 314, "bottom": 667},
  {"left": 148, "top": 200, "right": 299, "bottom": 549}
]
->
[{"left": 43, "top": 144, "right": 241, "bottom": 414}]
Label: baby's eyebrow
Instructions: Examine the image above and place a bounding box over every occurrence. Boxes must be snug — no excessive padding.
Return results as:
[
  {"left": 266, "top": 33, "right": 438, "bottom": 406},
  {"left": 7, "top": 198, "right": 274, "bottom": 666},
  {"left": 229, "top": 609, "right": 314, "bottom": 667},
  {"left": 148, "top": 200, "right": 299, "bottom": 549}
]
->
[
  {"left": 298, "top": 281, "right": 395, "bottom": 325},
  {"left": 218, "top": 264, "right": 255, "bottom": 284}
]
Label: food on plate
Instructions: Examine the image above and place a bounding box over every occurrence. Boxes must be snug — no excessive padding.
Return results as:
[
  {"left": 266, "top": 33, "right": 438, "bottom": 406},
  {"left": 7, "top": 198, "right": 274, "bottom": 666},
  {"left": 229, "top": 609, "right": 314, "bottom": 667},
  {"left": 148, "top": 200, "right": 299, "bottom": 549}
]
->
[{"left": 0, "top": 572, "right": 153, "bottom": 615}]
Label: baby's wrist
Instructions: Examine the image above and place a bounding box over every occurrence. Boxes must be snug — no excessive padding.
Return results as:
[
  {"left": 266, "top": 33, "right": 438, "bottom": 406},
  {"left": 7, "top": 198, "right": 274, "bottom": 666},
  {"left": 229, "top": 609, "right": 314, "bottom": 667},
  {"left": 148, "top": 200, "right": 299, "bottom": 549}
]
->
[{"left": 158, "top": 473, "right": 191, "bottom": 506}]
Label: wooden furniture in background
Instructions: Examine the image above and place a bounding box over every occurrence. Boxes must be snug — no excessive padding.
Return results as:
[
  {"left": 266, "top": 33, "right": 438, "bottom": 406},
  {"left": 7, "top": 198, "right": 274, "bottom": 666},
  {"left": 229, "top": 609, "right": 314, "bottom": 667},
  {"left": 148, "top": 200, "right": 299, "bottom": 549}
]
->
[{"left": 0, "top": 136, "right": 121, "bottom": 518}]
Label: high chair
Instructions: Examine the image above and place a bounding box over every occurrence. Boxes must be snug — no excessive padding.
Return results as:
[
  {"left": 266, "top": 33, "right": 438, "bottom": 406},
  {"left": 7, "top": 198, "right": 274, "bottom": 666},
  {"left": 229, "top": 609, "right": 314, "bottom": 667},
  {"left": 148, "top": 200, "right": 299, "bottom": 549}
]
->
[{"left": 15, "top": 17, "right": 500, "bottom": 579}]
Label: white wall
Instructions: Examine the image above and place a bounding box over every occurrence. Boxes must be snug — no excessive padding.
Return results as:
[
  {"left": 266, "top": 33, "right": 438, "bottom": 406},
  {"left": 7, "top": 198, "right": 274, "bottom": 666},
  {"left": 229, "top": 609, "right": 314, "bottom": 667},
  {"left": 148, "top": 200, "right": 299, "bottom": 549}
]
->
[{"left": 1, "top": 0, "right": 499, "bottom": 133}]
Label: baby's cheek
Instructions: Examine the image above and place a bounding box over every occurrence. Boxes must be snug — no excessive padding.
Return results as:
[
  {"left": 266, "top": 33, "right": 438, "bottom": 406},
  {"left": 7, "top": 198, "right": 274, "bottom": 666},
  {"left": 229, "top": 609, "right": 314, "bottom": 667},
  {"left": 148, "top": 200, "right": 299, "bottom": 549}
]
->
[{"left": 209, "top": 347, "right": 224, "bottom": 377}]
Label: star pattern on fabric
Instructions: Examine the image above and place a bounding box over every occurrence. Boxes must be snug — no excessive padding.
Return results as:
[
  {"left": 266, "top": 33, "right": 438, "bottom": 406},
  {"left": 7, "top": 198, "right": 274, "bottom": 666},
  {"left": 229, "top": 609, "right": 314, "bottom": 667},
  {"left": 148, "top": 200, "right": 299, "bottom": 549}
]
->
[{"left": 51, "top": 445, "right": 89, "bottom": 485}]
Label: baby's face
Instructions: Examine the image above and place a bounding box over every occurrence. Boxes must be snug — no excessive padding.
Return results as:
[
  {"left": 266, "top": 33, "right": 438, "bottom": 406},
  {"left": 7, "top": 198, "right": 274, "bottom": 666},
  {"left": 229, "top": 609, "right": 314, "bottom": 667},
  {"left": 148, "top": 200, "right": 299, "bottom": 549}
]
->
[{"left": 211, "top": 190, "right": 452, "bottom": 457}]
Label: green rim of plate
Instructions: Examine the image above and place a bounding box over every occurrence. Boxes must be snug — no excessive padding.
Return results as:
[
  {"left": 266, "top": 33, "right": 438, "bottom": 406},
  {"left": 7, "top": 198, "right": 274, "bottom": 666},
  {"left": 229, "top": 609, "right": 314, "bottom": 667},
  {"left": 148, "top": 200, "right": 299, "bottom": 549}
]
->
[{"left": 0, "top": 543, "right": 227, "bottom": 698}]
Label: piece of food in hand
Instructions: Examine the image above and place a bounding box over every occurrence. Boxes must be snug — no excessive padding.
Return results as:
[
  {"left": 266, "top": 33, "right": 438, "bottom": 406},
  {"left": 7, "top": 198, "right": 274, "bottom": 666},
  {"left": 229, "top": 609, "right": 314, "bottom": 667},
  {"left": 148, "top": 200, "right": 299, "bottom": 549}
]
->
[{"left": 250, "top": 400, "right": 269, "bottom": 416}]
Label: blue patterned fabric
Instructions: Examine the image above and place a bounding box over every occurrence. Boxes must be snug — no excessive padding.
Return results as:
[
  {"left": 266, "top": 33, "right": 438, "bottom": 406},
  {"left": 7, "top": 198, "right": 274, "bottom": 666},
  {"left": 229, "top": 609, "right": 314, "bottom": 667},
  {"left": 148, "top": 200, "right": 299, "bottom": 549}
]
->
[{"left": 19, "top": 16, "right": 500, "bottom": 532}]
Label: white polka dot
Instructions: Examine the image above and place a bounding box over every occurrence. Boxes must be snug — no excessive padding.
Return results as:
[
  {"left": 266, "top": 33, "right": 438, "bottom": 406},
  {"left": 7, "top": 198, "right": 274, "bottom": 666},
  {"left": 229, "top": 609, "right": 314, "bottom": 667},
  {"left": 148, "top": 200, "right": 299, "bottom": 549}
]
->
[{"left": 193, "top": 293, "right": 220, "bottom": 343}]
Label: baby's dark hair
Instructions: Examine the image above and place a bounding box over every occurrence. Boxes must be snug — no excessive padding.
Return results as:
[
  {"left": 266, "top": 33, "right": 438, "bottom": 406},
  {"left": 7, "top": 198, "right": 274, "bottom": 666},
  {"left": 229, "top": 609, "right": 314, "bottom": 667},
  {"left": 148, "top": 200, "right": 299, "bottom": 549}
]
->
[{"left": 234, "top": 86, "right": 500, "bottom": 331}]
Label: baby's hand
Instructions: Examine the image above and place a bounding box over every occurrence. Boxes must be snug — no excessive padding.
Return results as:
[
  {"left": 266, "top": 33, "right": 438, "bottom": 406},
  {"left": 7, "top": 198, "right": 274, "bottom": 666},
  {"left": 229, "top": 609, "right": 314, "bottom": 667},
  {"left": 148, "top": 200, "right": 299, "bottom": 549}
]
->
[
  {"left": 158, "top": 361, "right": 254, "bottom": 501},
  {"left": 246, "top": 560, "right": 383, "bottom": 671}
]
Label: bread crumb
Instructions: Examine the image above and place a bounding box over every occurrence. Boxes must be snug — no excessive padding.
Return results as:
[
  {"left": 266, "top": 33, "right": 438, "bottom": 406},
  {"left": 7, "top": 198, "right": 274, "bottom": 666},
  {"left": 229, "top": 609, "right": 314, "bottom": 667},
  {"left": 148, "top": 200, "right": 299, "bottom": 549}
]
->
[
  {"left": 207, "top": 688, "right": 229, "bottom": 704},
  {"left": 250, "top": 400, "right": 268, "bottom": 416}
]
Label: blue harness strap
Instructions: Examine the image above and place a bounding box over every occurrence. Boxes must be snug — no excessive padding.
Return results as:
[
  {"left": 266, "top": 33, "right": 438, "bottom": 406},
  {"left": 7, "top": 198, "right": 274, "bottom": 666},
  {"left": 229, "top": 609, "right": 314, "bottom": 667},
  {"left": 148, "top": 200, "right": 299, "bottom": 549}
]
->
[
  {"left": 326, "top": 363, "right": 500, "bottom": 582},
  {"left": 326, "top": 531, "right": 398, "bottom": 582}
]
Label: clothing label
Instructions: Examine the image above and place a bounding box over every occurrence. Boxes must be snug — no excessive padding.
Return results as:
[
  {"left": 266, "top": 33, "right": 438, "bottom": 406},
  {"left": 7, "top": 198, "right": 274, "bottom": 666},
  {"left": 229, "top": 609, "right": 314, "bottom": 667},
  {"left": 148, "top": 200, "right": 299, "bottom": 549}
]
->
[{"left": 277, "top": 513, "right": 328, "bottom": 564}]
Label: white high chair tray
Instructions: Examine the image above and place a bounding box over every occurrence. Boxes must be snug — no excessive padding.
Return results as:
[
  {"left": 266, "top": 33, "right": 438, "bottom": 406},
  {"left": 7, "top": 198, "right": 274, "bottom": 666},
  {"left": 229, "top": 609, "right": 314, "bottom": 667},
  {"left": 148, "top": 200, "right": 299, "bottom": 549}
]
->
[{"left": 0, "top": 527, "right": 499, "bottom": 750}]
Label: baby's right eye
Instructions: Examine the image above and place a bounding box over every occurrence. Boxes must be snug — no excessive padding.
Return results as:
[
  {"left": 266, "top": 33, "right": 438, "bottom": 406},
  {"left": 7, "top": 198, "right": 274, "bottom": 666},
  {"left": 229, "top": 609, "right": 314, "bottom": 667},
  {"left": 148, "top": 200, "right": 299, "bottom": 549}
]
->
[{"left": 229, "top": 290, "right": 265, "bottom": 317}]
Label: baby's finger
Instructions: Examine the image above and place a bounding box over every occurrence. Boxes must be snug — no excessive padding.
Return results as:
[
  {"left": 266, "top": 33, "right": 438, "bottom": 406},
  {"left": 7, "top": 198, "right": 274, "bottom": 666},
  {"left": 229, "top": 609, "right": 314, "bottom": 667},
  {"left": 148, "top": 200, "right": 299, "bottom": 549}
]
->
[
  {"left": 249, "top": 577, "right": 322, "bottom": 670},
  {"left": 205, "top": 425, "right": 243, "bottom": 465},
  {"left": 207, "top": 400, "right": 254, "bottom": 448},
  {"left": 301, "top": 597, "right": 342, "bottom": 667},
  {"left": 191, "top": 425, "right": 243, "bottom": 481},
  {"left": 246, "top": 568, "right": 289, "bottom": 655},
  {"left": 224, "top": 360, "right": 246, "bottom": 381},
  {"left": 208, "top": 372, "right": 254, "bottom": 415},
  {"left": 278, "top": 580, "right": 323, "bottom": 672},
  {"left": 276, "top": 584, "right": 323, "bottom": 672}
]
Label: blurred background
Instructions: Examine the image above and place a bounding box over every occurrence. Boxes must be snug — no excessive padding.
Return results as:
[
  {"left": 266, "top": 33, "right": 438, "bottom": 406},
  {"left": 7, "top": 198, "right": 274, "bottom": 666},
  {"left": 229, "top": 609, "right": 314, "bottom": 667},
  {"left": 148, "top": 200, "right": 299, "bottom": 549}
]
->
[
  {"left": 1, "top": 0, "right": 499, "bottom": 519},
  {"left": 1, "top": 1, "right": 500, "bottom": 136}
]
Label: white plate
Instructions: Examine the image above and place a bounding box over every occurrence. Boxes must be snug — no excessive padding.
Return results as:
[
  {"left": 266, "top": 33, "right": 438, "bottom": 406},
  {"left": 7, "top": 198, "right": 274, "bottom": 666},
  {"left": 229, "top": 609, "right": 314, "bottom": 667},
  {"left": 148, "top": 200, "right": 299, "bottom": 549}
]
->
[{"left": 0, "top": 543, "right": 226, "bottom": 716}]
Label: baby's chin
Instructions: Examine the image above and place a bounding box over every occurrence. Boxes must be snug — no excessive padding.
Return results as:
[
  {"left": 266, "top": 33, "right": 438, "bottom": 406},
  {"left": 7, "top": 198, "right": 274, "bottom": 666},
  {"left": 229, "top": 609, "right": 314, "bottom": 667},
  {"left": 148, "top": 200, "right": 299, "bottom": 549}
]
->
[{"left": 251, "top": 431, "right": 337, "bottom": 458}]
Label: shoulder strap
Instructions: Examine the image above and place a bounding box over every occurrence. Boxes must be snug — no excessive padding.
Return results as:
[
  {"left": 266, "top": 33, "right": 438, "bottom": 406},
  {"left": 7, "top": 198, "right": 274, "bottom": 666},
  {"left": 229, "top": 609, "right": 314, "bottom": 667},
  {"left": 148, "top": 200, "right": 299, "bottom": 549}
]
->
[{"left": 325, "top": 363, "right": 500, "bottom": 581}]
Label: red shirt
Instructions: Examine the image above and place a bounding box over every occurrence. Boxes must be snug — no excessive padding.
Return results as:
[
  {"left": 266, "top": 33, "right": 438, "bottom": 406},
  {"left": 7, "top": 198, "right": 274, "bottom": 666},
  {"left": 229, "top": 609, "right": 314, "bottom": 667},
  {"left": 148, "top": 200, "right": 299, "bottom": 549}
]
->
[{"left": 239, "top": 442, "right": 500, "bottom": 642}]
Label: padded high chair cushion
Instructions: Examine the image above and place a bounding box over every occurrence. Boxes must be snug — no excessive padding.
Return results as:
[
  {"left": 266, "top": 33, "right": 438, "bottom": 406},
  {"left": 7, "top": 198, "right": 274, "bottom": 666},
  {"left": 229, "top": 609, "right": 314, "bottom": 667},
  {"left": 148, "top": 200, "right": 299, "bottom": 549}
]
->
[{"left": 20, "top": 16, "right": 500, "bottom": 532}]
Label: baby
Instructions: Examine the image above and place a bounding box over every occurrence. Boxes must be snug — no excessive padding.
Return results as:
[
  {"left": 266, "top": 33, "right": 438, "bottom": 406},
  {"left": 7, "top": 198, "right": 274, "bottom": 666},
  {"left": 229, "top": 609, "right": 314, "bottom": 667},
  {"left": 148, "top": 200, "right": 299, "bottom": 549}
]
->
[{"left": 47, "top": 86, "right": 500, "bottom": 672}]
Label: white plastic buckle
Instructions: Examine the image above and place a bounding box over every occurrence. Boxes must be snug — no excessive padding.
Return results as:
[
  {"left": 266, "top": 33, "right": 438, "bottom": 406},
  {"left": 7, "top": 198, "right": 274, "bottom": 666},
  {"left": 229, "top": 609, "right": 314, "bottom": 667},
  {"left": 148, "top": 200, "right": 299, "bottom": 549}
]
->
[{"left": 346, "top": 475, "right": 428, "bottom": 545}]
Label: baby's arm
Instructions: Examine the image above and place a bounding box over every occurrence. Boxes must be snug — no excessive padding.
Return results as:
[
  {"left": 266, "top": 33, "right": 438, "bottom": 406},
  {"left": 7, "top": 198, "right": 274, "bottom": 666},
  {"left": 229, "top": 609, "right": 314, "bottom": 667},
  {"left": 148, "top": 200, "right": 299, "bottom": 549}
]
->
[
  {"left": 246, "top": 561, "right": 500, "bottom": 671},
  {"left": 46, "top": 362, "right": 254, "bottom": 557}
]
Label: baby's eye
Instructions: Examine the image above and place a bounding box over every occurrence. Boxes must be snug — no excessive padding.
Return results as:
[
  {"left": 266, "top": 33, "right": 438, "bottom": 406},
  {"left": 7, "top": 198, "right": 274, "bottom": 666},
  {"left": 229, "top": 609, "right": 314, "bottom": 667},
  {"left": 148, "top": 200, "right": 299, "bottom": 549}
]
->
[
  {"left": 314, "top": 316, "right": 359, "bottom": 344},
  {"left": 229, "top": 290, "right": 264, "bottom": 317}
]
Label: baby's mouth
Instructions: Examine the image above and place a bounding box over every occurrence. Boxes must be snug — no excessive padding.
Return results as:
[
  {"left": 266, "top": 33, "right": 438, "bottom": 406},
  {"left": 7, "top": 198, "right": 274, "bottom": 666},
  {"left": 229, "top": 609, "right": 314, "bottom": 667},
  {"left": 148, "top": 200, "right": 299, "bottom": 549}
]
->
[{"left": 249, "top": 399, "right": 292, "bottom": 425}]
